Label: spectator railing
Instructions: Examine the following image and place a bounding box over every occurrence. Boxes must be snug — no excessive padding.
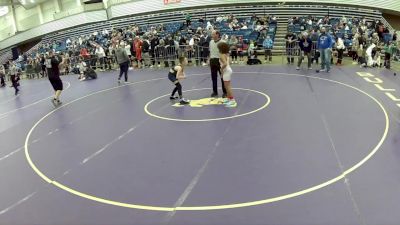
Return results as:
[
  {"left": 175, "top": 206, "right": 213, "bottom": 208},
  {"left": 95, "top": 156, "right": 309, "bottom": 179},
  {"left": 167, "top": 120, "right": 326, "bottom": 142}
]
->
[{"left": 153, "top": 45, "right": 210, "bottom": 67}]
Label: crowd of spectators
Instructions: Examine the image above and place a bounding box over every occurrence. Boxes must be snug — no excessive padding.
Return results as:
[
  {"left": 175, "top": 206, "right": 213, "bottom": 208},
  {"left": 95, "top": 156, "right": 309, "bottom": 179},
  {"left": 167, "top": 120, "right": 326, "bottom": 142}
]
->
[
  {"left": 285, "top": 15, "right": 399, "bottom": 69},
  {"left": 4, "top": 12, "right": 276, "bottom": 78}
]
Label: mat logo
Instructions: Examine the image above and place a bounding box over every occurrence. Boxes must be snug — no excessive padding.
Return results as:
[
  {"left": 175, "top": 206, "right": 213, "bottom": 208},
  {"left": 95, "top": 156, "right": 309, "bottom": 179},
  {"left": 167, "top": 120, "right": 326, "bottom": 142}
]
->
[
  {"left": 172, "top": 98, "right": 225, "bottom": 107},
  {"left": 357, "top": 72, "right": 400, "bottom": 108}
]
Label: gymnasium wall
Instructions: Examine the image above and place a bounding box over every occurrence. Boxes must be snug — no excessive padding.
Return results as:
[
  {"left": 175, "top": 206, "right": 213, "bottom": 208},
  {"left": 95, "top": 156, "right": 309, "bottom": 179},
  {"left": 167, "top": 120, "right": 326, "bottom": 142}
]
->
[
  {"left": 107, "top": 0, "right": 400, "bottom": 18},
  {"left": 1, "top": 0, "right": 399, "bottom": 50}
]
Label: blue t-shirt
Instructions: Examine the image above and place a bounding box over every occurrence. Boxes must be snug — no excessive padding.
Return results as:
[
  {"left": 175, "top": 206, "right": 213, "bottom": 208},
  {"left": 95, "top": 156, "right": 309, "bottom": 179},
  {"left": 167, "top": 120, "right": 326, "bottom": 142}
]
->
[{"left": 317, "top": 33, "right": 333, "bottom": 49}]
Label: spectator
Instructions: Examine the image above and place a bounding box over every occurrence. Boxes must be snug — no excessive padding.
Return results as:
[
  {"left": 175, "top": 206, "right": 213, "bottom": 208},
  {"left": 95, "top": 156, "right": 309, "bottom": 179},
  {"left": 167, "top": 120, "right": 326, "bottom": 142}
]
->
[
  {"left": 0, "top": 64, "right": 5, "bottom": 87},
  {"left": 317, "top": 27, "right": 333, "bottom": 72},
  {"left": 198, "top": 16, "right": 204, "bottom": 24},
  {"left": 229, "top": 35, "right": 239, "bottom": 64},
  {"left": 263, "top": 35, "right": 273, "bottom": 63},
  {"left": 95, "top": 45, "right": 106, "bottom": 71},
  {"left": 285, "top": 31, "right": 296, "bottom": 64},
  {"left": 206, "top": 21, "right": 213, "bottom": 31},
  {"left": 142, "top": 36, "right": 151, "bottom": 67},
  {"left": 185, "top": 13, "right": 192, "bottom": 27},
  {"left": 335, "top": 36, "right": 345, "bottom": 65},
  {"left": 297, "top": 32, "right": 313, "bottom": 70},
  {"left": 384, "top": 41, "right": 396, "bottom": 69}
]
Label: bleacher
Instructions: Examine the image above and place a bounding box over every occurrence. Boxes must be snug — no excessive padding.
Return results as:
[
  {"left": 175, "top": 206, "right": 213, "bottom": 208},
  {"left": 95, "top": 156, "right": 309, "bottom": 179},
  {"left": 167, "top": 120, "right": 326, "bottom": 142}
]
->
[{"left": 0, "top": 3, "right": 393, "bottom": 62}]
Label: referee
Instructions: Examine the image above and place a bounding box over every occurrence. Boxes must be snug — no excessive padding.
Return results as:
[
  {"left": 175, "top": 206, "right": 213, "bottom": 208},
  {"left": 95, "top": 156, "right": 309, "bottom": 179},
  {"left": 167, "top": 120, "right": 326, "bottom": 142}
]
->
[
  {"left": 46, "top": 50, "right": 64, "bottom": 106},
  {"left": 209, "top": 30, "right": 227, "bottom": 98}
]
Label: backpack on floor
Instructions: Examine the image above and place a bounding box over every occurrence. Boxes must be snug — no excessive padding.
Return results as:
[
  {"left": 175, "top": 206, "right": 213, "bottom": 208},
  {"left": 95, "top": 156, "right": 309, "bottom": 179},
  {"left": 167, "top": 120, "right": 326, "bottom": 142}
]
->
[
  {"left": 72, "top": 67, "right": 80, "bottom": 74},
  {"left": 247, "top": 58, "right": 262, "bottom": 65},
  {"left": 85, "top": 68, "right": 97, "bottom": 79}
]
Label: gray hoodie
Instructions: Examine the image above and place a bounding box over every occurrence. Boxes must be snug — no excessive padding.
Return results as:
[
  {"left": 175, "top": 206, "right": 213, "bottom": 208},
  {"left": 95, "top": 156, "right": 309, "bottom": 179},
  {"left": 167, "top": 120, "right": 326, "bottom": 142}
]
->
[{"left": 115, "top": 46, "right": 130, "bottom": 64}]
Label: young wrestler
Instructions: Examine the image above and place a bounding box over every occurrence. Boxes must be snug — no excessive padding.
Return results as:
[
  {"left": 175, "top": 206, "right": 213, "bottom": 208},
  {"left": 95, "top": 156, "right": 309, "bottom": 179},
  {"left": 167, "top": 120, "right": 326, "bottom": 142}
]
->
[
  {"left": 218, "top": 42, "right": 237, "bottom": 107},
  {"left": 168, "top": 56, "right": 190, "bottom": 105}
]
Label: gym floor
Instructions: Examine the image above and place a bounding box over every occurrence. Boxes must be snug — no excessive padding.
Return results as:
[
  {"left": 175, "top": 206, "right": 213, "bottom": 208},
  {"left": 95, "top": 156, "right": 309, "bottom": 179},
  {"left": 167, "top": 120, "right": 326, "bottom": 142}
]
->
[{"left": 0, "top": 63, "right": 399, "bottom": 225}]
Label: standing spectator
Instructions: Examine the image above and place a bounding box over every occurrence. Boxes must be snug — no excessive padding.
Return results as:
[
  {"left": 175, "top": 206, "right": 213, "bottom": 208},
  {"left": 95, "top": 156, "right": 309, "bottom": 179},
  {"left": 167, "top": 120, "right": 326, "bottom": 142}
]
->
[
  {"left": 0, "top": 64, "right": 5, "bottom": 87},
  {"left": 150, "top": 35, "right": 159, "bottom": 68},
  {"left": 263, "top": 35, "right": 273, "bottom": 63},
  {"left": 8, "top": 60, "right": 20, "bottom": 95},
  {"left": 297, "top": 32, "right": 313, "bottom": 70},
  {"left": 142, "top": 36, "right": 151, "bottom": 67},
  {"left": 199, "top": 33, "right": 210, "bottom": 66},
  {"left": 336, "top": 36, "right": 345, "bottom": 65},
  {"left": 134, "top": 36, "right": 143, "bottom": 68},
  {"left": 384, "top": 41, "right": 396, "bottom": 69},
  {"left": 229, "top": 35, "right": 238, "bottom": 64},
  {"left": 95, "top": 44, "right": 106, "bottom": 71},
  {"left": 115, "top": 41, "right": 130, "bottom": 83},
  {"left": 351, "top": 33, "right": 360, "bottom": 63},
  {"left": 198, "top": 16, "right": 204, "bottom": 24},
  {"left": 40, "top": 54, "right": 47, "bottom": 77},
  {"left": 285, "top": 31, "right": 296, "bottom": 64},
  {"left": 185, "top": 13, "right": 192, "bottom": 27},
  {"left": 209, "top": 30, "right": 227, "bottom": 98},
  {"left": 124, "top": 41, "right": 132, "bottom": 66},
  {"left": 237, "top": 36, "right": 245, "bottom": 63},
  {"left": 317, "top": 27, "right": 333, "bottom": 72}
]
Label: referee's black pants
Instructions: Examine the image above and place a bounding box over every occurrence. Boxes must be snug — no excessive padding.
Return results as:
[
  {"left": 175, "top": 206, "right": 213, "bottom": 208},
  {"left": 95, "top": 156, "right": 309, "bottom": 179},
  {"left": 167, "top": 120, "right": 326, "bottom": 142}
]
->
[{"left": 210, "top": 58, "right": 227, "bottom": 96}]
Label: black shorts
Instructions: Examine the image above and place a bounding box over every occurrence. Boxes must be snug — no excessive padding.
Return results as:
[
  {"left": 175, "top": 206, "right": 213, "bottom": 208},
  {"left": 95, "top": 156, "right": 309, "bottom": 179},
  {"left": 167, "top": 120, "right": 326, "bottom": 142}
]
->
[
  {"left": 49, "top": 77, "right": 63, "bottom": 91},
  {"left": 168, "top": 73, "right": 177, "bottom": 83}
]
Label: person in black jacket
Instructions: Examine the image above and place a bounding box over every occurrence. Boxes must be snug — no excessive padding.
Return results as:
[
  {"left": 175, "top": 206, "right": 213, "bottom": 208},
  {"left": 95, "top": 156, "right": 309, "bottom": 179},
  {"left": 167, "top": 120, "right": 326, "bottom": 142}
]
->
[
  {"left": 150, "top": 35, "right": 159, "bottom": 67},
  {"left": 200, "top": 32, "right": 211, "bottom": 66},
  {"left": 0, "top": 64, "right": 5, "bottom": 87},
  {"left": 297, "top": 32, "right": 313, "bottom": 70},
  {"left": 46, "top": 50, "right": 64, "bottom": 106}
]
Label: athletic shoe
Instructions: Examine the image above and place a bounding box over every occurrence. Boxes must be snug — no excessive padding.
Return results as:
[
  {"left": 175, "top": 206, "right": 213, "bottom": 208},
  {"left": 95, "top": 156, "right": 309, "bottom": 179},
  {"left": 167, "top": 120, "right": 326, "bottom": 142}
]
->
[
  {"left": 124, "top": 81, "right": 129, "bottom": 84},
  {"left": 221, "top": 98, "right": 229, "bottom": 104},
  {"left": 170, "top": 96, "right": 178, "bottom": 100},
  {"left": 118, "top": 79, "right": 121, "bottom": 84},
  {"left": 202, "top": 62, "right": 207, "bottom": 66},
  {"left": 296, "top": 67, "right": 300, "bottom": 70},
  {"left": 51, "top": 98, "right": 58, "bottom": 107},
  {"left": 308, "top": 67, "right": 313, "bottom": 70},
  {"left": 225, "top": 100, "right": 237, "bottom": 108},
  {"left": 319, "top": 69, "right": 326, "bottom": 72},
  {"left": 211, "top": 93, "right": 218, "bottom": 98},
  {"left": 222, "top": 93, "right": 227, "bottom": 98},
  {"left": 327, "top": 70, "right": 330, "bottom": 73},
  {"left": 179, "top": 98, "right": 190, "bottom": 105}
]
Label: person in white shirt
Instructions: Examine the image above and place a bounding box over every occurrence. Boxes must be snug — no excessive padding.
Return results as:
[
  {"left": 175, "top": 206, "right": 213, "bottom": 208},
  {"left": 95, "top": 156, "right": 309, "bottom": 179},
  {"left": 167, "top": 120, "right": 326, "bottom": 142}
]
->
[
  {"left": 78, "top": 58, "right": 87, "bottom": 81},
  {"left": 206, "top": 21, "right": 213, "bottom": 31},
  {"left": 336, "top": 37, "right": 345, "bottom": 65},
  {"left": 95, "top": 45, "right": 106, "bottom": 71},
  {"left": 124, "top": 42, "right": 132, "bottom": 66}
]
